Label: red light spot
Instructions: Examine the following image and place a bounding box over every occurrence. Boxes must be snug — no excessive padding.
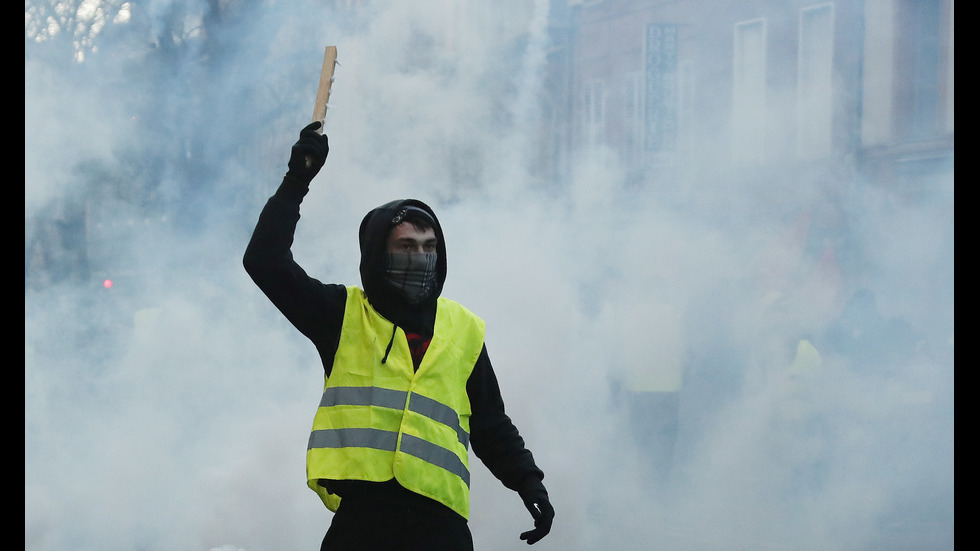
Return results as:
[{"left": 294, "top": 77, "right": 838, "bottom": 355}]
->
[{"left": 103, "top": 279, "right": 113, "bottom": 288}]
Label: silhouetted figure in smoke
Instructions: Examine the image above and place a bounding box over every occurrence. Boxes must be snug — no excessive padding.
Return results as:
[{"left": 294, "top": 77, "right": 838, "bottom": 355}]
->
[
  {"left": 25, "top": 197, "right": 91, "bottom": 289},
  {"left": 611, "top": 291, "right": 684, "bottom": 494},
  {"left": 770, "top": 337, "right": 832, "bottom": 502},
  {"left": 624, "top": 390, "right": 679, "bottom": 491},
  {"left": 244, "top": 122, "right": 553, "bottom": 550},
  {"left": 821, "top": 288, "right": 921, "bottom": 375}
]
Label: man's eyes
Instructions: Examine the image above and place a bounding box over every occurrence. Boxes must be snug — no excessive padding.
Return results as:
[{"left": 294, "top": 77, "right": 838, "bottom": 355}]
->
[{"left": 395, "top": 240, "right": 437, "bottom": 252}]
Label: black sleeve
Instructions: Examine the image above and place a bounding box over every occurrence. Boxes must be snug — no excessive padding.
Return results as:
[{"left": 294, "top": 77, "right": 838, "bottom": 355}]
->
[
  {"left": 243, "top": 176, "right": 348, "bottom": 375},
  {"left": 467, "top": 344, "right": 545, "bottom": 490}
]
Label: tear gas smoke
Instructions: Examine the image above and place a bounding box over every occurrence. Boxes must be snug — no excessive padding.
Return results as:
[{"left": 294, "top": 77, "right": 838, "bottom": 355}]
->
[{"left": 26, "top": 2, "right": 953, "bottom": 550}]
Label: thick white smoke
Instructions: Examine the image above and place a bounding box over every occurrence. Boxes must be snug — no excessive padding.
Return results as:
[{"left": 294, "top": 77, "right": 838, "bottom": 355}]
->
[{"left": 26, "top": 2, "right": 952, "bottom": 550}]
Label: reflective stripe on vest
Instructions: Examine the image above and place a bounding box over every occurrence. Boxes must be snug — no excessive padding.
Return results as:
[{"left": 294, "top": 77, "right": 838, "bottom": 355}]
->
[
  {"left": 306, "top": 286, "right": 485, "bottom": 519},
  {"left": 315, "top": 386, "right": 471, "bottom": 449}
]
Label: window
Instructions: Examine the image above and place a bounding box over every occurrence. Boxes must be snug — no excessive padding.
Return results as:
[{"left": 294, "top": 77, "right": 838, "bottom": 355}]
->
[
  {"left": 677, "top": 59, "right": 694, "bottom": 161},
  {"left": 645, "top": 23, "right": 678, "bottom": 153},
  {"left": 582, "top": 79, "right": 605, "bottom": 157},
  {"left": 797, "top": 3, "right": 835, "bottom": 159},
  {"left": 945, "top": 0, "right": 953, "bottom": 133},
  {"left": 732, "top": 18, "right": 767, "bottom": 164},
  {"left": 860, "top": 0, "right": 950, "bottom": 144},
  {"left": 895, "top": 0, "right": 943, "bottom": 140},
  {"left": 860, "top": 0, "right": 895, "bottom": 146},
  {"left": 624, "top": 70, "right": 645, "bottom": 167}
]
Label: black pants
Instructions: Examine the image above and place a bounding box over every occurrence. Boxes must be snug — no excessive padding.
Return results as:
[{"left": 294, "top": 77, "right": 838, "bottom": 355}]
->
[{"left": 320, "top": 493, "right": 473, "bottom": 551}]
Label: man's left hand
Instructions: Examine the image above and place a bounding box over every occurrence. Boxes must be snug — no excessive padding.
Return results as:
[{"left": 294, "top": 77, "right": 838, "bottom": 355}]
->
[{"left": 518, "top": 476, "right": 554, "bottom": 545}]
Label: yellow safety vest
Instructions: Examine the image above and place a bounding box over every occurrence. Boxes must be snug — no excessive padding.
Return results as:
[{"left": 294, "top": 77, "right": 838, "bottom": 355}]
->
[{"left": 306, "top": 286, "right": 486, "bottom": 520}]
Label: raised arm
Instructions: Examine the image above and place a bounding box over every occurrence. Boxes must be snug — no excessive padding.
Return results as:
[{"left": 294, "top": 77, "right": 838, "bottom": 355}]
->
[{"left": 243, "top": 122, "right": 346, "bottom": 364}]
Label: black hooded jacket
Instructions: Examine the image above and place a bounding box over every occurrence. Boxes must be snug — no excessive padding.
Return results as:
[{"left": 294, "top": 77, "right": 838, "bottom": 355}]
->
[
  {"left": 355, "top": 198, "right": 445, "bottom": 353},
  {"left": 243, "top": 177, "right": 543, "bottom": 514}
]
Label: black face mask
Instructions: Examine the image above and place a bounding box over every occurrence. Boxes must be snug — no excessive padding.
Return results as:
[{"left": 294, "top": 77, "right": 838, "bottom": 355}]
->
[{"left": 384, "top": 252, "right": 438, "bottom": 304}]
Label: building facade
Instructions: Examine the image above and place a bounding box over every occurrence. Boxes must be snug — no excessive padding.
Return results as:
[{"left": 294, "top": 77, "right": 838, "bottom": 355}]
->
[{"left": 542, "top": 0, "right": 953, "bottom": 200}]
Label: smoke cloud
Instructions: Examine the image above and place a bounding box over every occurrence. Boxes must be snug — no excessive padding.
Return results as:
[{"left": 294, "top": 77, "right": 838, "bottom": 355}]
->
[{"left": 26, "top": 2, "right": 953, "bottom": 550}]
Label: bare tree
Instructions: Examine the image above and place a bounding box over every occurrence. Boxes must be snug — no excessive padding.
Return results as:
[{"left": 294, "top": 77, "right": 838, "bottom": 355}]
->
[{"left": 26, "top": 0, "right": 134, "bottom": 62}]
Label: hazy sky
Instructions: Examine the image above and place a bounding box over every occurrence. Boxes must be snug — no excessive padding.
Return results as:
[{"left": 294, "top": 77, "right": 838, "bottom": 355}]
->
[{"left": 26, "top": 2, "right": 953, "bottom": 550}]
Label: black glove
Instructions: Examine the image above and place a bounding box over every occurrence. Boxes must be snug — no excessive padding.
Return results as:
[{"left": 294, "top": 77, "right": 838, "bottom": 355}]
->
[
  {"left": 518, "top": 475, "right": 554, "bottom": 545},
  {"left": 286, "top": 121, "right": 329, "bottom": 183}
]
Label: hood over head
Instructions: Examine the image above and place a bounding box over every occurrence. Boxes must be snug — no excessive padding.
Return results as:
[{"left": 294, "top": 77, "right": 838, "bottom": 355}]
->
[{"left": 358, "top": 199, "right": 447, "bottom": 319}]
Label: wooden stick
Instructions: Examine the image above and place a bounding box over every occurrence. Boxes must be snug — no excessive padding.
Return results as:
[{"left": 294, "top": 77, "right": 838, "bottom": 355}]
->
[{"left": 311, "top": 46, "right": 338, "bottom": 134}]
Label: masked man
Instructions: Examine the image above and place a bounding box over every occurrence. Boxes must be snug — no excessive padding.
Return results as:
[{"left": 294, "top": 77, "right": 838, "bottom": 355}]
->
[{"left": 244, "top": 122, "right": 554, "bottom": 550}]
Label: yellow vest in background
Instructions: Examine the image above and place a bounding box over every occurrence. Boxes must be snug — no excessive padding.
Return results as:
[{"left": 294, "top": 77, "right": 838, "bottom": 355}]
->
[
  {"left": 622, "top": 301, "right": 685, "bottom": 392},
  {"left": 788, "top": 338, "right": 821, "bottom": 375},
  {"left": 307, "top": 286, "right": 485, "bottom": 520}
]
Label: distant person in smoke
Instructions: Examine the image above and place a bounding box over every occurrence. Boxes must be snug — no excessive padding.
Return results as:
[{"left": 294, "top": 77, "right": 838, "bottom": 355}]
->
[
  {"left": 820, "top": 288, "right": 923, "bottom": 375},
  {"left": 611, "top": 288, "right": 684, "bottom": 493},
  {"left": 243, "top": 122, "right": 554, "bottom": 550}
]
